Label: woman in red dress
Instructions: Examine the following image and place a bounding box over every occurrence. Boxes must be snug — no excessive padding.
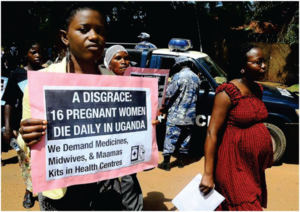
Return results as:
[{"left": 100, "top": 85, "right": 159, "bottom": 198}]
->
[{"left": 199, "top": 43, "right": 273, "bottom": 211}]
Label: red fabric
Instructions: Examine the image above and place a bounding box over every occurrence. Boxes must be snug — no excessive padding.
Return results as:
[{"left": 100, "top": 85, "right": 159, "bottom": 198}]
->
[
  {"left": 216, "top": 197, "right": 263, "bottom": 211},
  {"left": 214, "top": 82, "right": 273, "bottom": 211}
]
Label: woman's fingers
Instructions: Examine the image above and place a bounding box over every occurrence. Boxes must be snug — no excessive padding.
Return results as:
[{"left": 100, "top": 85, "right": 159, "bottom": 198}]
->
[
  {"left": 199, "top": 183, "right": 213, "bottom": 195},
  {"left": 20, "top": 125, "right": 47, "bottom": 134},
  {"left": 19, "top": 118, "right": 47, "bottom": 135},
  {"left": 25, "top": 139, "right": 42, "bottom": 148},
  {"left": 21, "top": 118, "right": 47, "bottom": 127},
  {"left": 201, "top": 187, "right": 213, "bottom": 195},
  {"left": 19, "top": 118, "right": 47, "bottom": 147},
  {"left": 21, "top": 131, "right": 45, "bottom": 142}
]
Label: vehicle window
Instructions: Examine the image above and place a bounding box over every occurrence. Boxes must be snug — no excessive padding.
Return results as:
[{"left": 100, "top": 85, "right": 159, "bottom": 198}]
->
[
  {"left": 160, "top": 57, "right": 202, "bottom": 78},
  {"left": 159, "top": 57, "right": 214, "bottom": 90},
  {"left": 160, "top": 57, "right": 176, "bottom": 75},
  {"left": 127, "top": 49, "right": 142, "bottom": 67},
  {"left": 197, "top": 57, "right": 227, "bottom": 85}
]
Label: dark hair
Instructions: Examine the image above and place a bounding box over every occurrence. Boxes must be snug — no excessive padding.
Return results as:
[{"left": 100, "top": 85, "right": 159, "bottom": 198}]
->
[
  {"left": 227, "top": 42, "right": 258, "bottom": 81},
  {"left": 23, "top": 39, "right": 41, "bottom": 53},
  {"left": 62, "top": 3, "right": 107, "bottom": 31}
]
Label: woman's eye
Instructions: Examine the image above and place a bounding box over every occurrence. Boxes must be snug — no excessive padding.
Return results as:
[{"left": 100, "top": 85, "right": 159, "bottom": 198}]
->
[
  {"left": 79, "top": 28, "right": 88, "bottom": 33},
  {"left": 96, "top": 29, "right": 102, "bottom": 34},
  {"left": 96, "top": 27, "right": 106, "bottom": 35}
]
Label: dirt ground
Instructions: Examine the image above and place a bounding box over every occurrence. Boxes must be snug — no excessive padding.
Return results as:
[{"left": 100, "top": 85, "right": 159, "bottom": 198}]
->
[{"left": 1, "top": 148, "right": 298, "bottom": 211}]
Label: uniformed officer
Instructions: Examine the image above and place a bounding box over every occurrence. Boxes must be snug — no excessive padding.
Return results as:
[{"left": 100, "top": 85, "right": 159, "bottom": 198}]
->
[
  {"left": 134, "top": 32, "right": 157, "bottom": 50},
  {"left": 158, "top": 56, "right": 201, "bottom": 171}
]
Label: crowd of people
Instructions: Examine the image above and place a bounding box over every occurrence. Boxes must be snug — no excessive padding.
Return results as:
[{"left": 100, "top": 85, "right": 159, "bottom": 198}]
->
[{"left": 1, "top": 2, "right": 273, "bottom": 211}]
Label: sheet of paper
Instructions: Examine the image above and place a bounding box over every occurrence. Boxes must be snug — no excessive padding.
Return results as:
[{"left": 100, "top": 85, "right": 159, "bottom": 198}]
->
[{"left": 172, "top": 174, "right": 225, "bottom": 211}]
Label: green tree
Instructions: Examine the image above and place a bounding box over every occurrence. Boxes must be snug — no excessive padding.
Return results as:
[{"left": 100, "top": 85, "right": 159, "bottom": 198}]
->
[{"left": 253, "top": 1, "right": 299, "bottom": 44}]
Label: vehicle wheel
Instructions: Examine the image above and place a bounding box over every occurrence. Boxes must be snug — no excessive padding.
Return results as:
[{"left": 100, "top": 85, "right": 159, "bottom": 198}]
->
[{"left": 264, "top": 123, "right": 286, "bottom": 164}]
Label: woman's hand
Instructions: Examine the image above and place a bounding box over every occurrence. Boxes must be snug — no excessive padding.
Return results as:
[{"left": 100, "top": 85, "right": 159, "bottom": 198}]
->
[
  {"left": 19, "top": 118, "right": 47, "bottom": 147},
  {"left": 199, "top": 173, "right": 214, "bottom": 195}
]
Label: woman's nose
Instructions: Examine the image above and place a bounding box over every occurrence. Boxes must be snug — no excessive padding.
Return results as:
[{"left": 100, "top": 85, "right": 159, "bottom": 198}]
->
[{"left": 89, "top": 30, "right": 99, "bottom": 40}]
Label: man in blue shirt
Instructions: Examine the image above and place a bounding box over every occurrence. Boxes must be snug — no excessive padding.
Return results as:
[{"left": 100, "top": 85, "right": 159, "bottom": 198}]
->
[
  {"left": 158, "top": 56, "right": 201, "bottom": 171},
  {"left": 134, "top": 32, "right": 157, "bottom": 50}
]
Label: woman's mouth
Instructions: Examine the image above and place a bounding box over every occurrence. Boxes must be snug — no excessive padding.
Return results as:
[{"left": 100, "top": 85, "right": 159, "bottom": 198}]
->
[
  {"left": 87, "top": 44, "right": 101, "bottom": 51},
  {"left": 258, "top": 71, "right": 266, "bottom": 80},
  {"left": 120, "top": 65, "right": 128, "bottom": 70},
  {"left": 87, "top": 46, "right": 99, "bottom": 51}
]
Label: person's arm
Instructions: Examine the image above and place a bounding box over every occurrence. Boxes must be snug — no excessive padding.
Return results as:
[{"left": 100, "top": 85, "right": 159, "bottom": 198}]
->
[
  {"left": 199, "top": 91, "right": 232, "bottom": 195},
  {"left": 3, "top": 104, "right": 14, "bottom": 144}
]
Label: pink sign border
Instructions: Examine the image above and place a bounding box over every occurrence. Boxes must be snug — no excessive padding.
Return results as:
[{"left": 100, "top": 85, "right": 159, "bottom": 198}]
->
[{"left": 28, "top": 71, "right": 159, "bottom": 193}]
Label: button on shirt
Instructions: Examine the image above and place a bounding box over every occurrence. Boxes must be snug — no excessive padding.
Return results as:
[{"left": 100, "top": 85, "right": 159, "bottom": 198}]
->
[{"left": 165, "top": 67, "right": 201, "bottom": 126}]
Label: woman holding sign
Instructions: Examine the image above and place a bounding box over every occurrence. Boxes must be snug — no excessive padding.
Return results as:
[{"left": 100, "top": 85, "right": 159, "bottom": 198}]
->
[
  {"left": 17, "top": 3, "right": 123, "bottom": 211},
  {"left": 104, "top": 45, "right": 143, "bottom": 211}
]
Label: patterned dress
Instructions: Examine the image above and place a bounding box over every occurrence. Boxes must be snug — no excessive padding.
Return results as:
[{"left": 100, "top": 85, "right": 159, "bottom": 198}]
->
[{"left": 215, "top": 82, "right": 273, "bottom": 211}]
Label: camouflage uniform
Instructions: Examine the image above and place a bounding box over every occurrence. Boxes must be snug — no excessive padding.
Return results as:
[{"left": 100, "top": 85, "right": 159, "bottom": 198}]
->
[{"left": 163, "top": 67, "right": 201, "bottom": 155}]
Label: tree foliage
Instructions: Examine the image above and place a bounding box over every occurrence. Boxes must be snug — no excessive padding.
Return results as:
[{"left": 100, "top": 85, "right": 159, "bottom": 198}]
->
[
  {"left": 253, "top": 1, "right": 299, "bottom": 44},
  {"left": 1, "top": 1, "right": 298, "bottom": 60}
]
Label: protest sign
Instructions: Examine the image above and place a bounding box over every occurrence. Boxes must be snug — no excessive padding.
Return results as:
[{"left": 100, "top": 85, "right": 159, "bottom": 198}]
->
[
  {"left": 27, "top": 71, "right": 158, "bottom": 193},
  {"left": 124, "top": 67, "right": 169, "bottom": 108},
  {"left": 1, "top": 76, "right": 8, "bottom": 105}
]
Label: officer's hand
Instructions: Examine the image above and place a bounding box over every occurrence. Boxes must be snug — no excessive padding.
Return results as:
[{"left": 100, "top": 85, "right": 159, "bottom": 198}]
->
[
  {"left": 19, "top": 118, "right": 47, "bottom": 147},
  {"left": 152, "top": 120, "right": 160, "bottom": 125},
  {"left": 159, "top": 104, "right": 168, "bottom": 114}
]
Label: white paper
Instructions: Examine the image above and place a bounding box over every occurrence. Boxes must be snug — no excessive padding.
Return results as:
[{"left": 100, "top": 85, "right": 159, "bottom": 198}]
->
[{"left": 172, "top": 174, "right": 225, "bottom": 211}]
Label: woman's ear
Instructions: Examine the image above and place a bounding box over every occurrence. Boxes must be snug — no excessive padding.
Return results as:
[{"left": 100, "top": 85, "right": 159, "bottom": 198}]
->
[{"left": 60, "top": 30, "right": 69, "bottom": 46}]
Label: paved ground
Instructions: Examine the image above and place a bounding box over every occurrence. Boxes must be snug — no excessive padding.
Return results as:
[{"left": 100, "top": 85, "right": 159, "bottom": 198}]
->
[{"left": 1, "top": 147, "right": 298, "bottom": 211}]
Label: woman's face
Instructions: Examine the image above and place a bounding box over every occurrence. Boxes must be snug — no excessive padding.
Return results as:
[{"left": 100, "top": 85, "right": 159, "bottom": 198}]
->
[
  {"left": 27, "top": 44, "right": 42, "bottom": 68},
  {"left": 66, "top": 9, "right": 106, "bottom": 62},
  {"left": 109, "top": 51, "right": 130, "bottom": 75},
  {"left": 244, "top": 47, "right": 266, "bottom": 81}
]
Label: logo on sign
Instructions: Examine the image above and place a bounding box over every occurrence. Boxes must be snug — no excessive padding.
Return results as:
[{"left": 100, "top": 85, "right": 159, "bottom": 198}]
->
[{"left": 131, "top": 146, "right": 139, "bottom": 161}]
